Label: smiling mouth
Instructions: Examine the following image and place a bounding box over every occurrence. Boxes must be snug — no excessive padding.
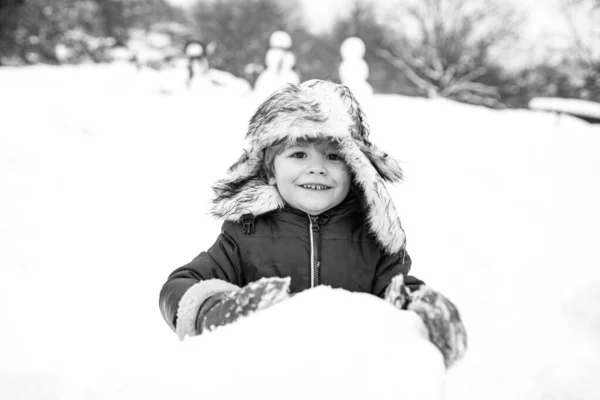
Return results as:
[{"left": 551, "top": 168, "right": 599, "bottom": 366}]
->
[{"left": 299, "top": 184, "right": 331, "bottom": 190}]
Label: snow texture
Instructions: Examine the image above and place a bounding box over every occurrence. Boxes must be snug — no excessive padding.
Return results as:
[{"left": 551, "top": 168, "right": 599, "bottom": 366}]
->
[
  {"left": 529, "top": 97, "right": 600, "bottom": 119},
  {"left": 1, "top": 65, "right": 600, "bottom": 400}
]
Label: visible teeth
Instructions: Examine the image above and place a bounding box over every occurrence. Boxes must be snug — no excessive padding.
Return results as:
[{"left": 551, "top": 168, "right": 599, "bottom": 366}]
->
[{"left": 302, "top": 184, "right": 328, "bottom": 190}]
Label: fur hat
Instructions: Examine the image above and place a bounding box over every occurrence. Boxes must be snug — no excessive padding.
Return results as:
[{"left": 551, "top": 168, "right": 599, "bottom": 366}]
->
[{"left": 211, "top": 79, "right": 406, "bottom": 254}]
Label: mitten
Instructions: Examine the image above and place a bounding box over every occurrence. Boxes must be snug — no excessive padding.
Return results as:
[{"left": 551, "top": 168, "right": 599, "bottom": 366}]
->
[
  {"left": 385, "top": 275, "right": 468, "bottom": 368},
  {"left": 197, "top": 277, "right": 291, "bottom": 334}
]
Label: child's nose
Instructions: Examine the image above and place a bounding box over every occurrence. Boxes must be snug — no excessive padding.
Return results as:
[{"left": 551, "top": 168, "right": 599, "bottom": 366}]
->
[{"left": 306, "top": 159, "right": 327, "bottom": 175}]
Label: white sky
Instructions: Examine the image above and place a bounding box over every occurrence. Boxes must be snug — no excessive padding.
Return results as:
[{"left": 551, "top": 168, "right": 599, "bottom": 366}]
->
[{"left": 1, "top": 64, "right": 599, "bottom": 400}]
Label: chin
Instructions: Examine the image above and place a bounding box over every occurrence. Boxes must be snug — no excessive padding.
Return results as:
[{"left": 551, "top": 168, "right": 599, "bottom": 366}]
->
[
  {"left": 306, "top": 210, "right": 325, "bottom": 216},
  {"left": 300, "top": 204, "right": 331, "bottom": 215}
]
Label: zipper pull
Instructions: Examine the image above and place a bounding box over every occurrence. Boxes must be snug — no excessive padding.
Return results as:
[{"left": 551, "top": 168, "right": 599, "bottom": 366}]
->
[{"left": 310, "top": 216, "right": 320, "bottom": 231}]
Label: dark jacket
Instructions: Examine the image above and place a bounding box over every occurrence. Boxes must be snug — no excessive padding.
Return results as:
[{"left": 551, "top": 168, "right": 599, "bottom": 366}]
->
[{"left": 159, "top": 200, "right": 423, "bottom": 331}]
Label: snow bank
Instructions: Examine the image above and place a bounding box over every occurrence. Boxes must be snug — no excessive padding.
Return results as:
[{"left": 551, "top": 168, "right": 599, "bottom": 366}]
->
[
  {"left": 2, "top": 64, "right": 600, "bottom": 400},
  {"left": 529, "top": 97, "right": 600, "bottom": 120},
  {"left": 0, "top": 288, "right": 444, "bottom": 400}
]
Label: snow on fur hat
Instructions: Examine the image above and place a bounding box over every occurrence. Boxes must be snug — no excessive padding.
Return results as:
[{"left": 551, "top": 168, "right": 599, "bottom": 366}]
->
[{"left": 211, "top": 79, "right": 406, "bottom": 254}]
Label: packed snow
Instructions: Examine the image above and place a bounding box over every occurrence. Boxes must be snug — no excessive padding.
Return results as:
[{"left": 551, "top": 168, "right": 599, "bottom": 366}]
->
[
  {"left": 529, "top": 97, "right": 600, "bottom": 120},
  {"left": 1, "top": 64, "right": 599, "bottom": 400}
]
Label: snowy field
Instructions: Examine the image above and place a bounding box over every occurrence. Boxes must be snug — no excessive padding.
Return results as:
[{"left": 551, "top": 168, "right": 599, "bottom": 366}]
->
[{"left": 1, "top": 64, "right": 600, "bottom": 400}]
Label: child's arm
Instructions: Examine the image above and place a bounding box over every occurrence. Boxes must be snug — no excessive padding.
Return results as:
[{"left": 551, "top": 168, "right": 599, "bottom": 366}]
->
[
  {"left": 372, "top": 249, "right": 424, "bottom": 298},
  {"left": 159, "top": 221, "right": 290, "bottom": 339},
  {"left": 373, "top": 249, "right": 467, "bottom": 368},
  {"left": 159, "top": 222, "right": 244, "bottom": 332},
  {"left": 385, "top": 275, "right": 468, "bottom": 368},
  {"left": 192, "top": 276, "right": 290, "bottom": 338}
]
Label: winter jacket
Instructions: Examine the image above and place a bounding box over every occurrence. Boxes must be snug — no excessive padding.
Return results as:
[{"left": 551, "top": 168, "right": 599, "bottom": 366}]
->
[
  {"left": 161, "top": 80, "right": 417, "bottom": 338},
  {"left": 159, "top": 199, "right": 423, "bottom": 332}
]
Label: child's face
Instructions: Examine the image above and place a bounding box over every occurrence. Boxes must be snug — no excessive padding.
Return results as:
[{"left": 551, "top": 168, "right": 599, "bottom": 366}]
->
[{"left": 268, "top": 141, "right": 351, "bottom": 216}]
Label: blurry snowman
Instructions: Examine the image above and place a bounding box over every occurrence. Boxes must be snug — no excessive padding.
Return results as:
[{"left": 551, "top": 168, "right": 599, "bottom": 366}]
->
[
  {"left": 339, "top": 37, "right": 373, "bottom": 105},
  {"left": 184, "top": 40, "right": 216, "bottom": 90},
  {"left": 253, "top": 31, "right": 300, "bottom": 101}
]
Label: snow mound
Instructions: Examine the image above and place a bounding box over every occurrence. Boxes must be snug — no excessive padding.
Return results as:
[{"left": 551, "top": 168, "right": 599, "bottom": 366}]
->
[
  {"left": 529, "top": 97, "right": 600, "bottom": 120},
  {"left": 67, "top": 287, "right": 445, "bottom": 400}
]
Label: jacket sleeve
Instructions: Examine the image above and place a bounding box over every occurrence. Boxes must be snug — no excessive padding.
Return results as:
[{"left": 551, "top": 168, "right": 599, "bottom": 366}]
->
[
  {"left": 372, "top": 249, "right": 424, "bottom": 298},
  {"left": 159, "top": 221, "right": 245, "bottom": 332}
]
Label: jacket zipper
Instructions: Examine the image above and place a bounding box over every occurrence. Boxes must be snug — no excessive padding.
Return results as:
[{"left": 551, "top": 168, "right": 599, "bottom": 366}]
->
[{"left": 308, "top": 215, "right": 321, "bottom": 287}]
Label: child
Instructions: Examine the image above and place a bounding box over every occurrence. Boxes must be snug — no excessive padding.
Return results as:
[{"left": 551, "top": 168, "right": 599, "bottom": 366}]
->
[{"left": 159, "top": 80, "right": 467, "bottom": 368}]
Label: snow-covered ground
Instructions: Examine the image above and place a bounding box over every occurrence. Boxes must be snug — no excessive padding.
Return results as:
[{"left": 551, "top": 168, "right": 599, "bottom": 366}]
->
[{"left": 1, "top": 64, "right": 599, "bottom": 400}]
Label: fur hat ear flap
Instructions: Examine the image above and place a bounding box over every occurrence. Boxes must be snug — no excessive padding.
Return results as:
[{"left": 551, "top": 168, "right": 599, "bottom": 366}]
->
[
  {"left": 211, "top": 178, "right": 284, "bottom": 220},
  {"left": 338, "top": 138, "right": 406, "bottom": 253},
  {"left": 224, "top": 149, "right": 260, "bottom": 180},
  {"left": 210, "top": 146, "right": 285, "bottom": 220},
  {"left": 359, "top": 142, "right": 403, "bottom": 183}
]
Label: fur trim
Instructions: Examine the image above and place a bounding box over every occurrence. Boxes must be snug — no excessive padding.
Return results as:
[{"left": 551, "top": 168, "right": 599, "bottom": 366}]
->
[
  {"left": 358, "top": 141, "right": 403, "bottom": 183},
  {"left": 176, "top": 279, "right": 240, "bottom": 340},
  {"left": 210, "top": 79, "right": 406, "bottom": 253},
  {"left": 211, "top": 179, "right": 284, "bottom": 222},
  {"left": 337, "top": 138, "right": 406, "bottom": 253}
]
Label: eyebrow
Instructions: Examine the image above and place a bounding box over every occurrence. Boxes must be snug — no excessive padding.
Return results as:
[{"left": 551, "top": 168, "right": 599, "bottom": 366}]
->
[{"left": 286, "top": 143, "right": 336, "bottom": 150}]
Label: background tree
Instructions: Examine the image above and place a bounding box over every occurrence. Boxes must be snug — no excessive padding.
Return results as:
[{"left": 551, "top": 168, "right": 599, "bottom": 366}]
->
[
  {"left": 190, "top": 0, "right": 301, "bottom": 80},
  {"left": 375, "top": 0, "right": 524, "bottom": 107},
  {"left": 288, "top": 29, "right": 339, "bottom": 83},
  {"left": 0, "top": 0, "right": 182, "bottom": 65},
  {"left": 558, "top": 0, "right": 600, "bottom": 100},
  {"left": 93, "top": 0, "right": 181, "bottom": 42},
  {"left": 0, "top": 0, "right": 25, "bottom": 64},
  {"left": 0, "top": 0, "right": 105, "bottom": 64}
]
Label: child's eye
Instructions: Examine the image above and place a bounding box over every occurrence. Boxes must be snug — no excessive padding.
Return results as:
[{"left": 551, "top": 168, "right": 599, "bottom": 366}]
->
[
  {"left": 326, "top": 154, "right": 341, "bottom": 161},
  {"left": 290, "top": 152, "right": 306, "bottom": 158}
]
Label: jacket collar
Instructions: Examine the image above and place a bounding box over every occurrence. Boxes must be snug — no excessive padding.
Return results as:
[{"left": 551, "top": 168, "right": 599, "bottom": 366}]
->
[{"left": 280, "top": 193, "right": 361, "bottom": 224}]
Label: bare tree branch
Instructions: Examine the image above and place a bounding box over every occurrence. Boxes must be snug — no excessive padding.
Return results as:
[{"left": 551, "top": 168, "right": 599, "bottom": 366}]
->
[
  {"left": 376, "top": 47, "right": 437, "bottom": 94},
  {"left": 561, "top": 1, "right": 594, "bottom": 62},
  {"left": 441, "top": 81, "right": 498, "bottom": 97},
  {"left": 376, "top": 0, "right": 521, "bottom": 106}
]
